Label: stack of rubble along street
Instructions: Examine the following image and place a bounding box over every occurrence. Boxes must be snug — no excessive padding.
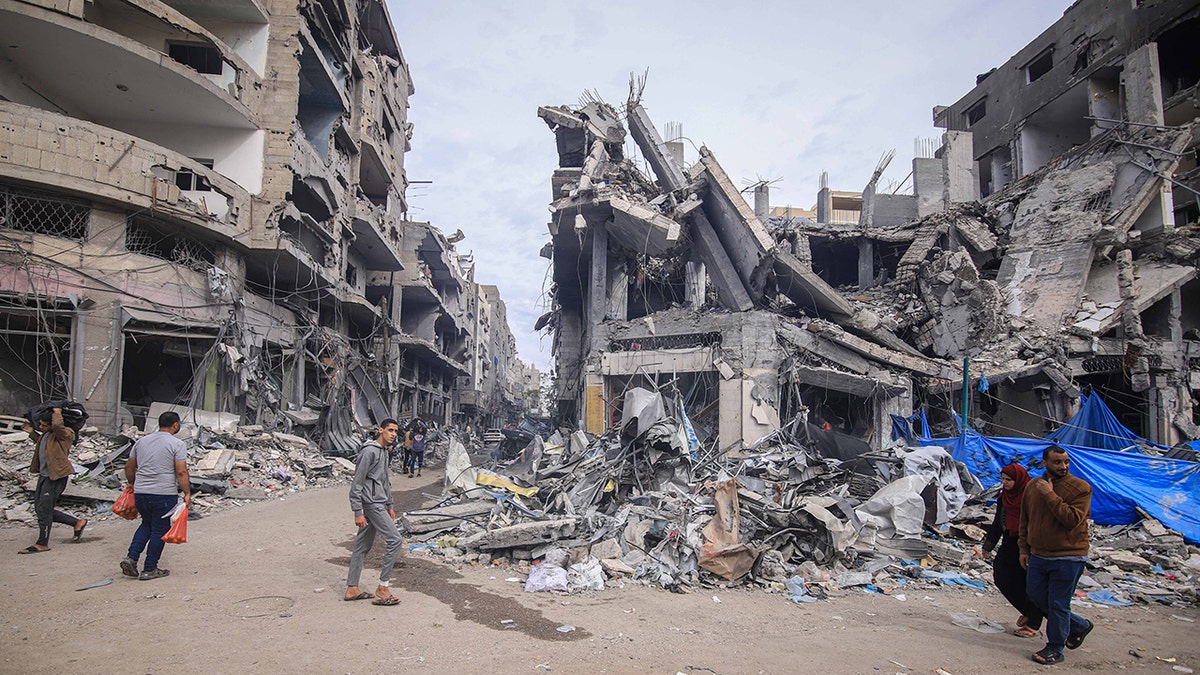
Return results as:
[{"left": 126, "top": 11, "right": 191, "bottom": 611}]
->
[
  {"left": 0, "top": 414, "right": 448, "bottom": 527},
  {"left": 404, "top": 387, "right": 1198, "bottom": 605}
]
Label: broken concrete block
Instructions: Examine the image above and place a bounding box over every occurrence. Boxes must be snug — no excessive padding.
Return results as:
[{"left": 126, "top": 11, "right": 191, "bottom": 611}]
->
[
  {"left": 460, "top": 518, "right": 578, "bottom": 551},
  {"left": 273, "top": 432, "right": 309, "bottom": 447},
  {"left": 928, "top": 539, "right": 974, "bottom": 566},
  {"left": 600, "top": 558, "right": 635, "bottom": 576},
  {"left": 1107, "top": 550, "right": 1153, "bottom": 572},
  {"left": 589, "top": 537, "right": 621, "bottom": 560},
  {"left": 195, "top": 449, "right": 236, "bottom": 477}
]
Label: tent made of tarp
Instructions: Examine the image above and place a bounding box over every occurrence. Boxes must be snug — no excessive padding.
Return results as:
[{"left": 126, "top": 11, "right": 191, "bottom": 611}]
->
[
  {"left": 893, "top": 396, "right": 1200, "bottom": 544},
  {"left": 1044, "top": 392, "right": 1168, "bottom": 452}
]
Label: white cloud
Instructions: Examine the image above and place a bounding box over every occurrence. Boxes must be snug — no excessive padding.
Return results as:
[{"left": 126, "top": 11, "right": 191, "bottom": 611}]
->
[{"left": 389, "top": 1, "right": 1073, "bottom": 370}]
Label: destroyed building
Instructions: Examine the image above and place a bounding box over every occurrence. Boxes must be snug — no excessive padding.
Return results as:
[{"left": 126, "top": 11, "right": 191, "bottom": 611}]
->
[
  {"left": 539, "top": 0, "right": 1200, "bottom": 453},
  {"left": 0, "top": 0, "right": 528, "bottom": 443}
]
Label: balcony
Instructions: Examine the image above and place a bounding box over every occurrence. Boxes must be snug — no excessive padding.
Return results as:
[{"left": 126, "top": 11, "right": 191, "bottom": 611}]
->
[
  {"left": 351, "top": 197, "right": 403, "bottom": 272},
  {"left": 0, "top": 2, "right": 258, "bottom": 134},
  {"left": 0, "top": 102, "right": 251, "bottom": 239}
]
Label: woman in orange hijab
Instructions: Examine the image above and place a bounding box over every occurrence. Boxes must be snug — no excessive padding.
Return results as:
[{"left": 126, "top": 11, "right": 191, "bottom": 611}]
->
[{"left": 981, "top": 463, "right": 1044, "bottom": 637}]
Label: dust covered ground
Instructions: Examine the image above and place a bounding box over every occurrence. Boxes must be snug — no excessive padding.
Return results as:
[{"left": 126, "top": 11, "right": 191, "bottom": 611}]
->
[{"left": 2, "top": 468, "right": 1197, "bottom": 675}]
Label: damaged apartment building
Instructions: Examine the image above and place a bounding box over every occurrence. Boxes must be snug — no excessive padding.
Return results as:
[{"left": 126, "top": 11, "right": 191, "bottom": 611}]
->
[
  {"left": 0, "top": 0, "right": 524, "bottom": 446},
  {"left": 539, "top": 0, "right": 1200, "bottom": 452}
]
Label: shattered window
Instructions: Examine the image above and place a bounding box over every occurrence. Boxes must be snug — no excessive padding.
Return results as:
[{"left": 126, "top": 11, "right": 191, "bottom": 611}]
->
[
  {"left": 175, "top": 160, "right": 214, "bottom": 192},
  {"left": 168, "top": 42, "right": 223, "bottom": 76},
  {"left": 0, "top": 183, "right": 89, "bottom": 241},
  {"left": 1024, "top": 46, "right": 1054, "bottom": 83},
  {"left": 965, "top": 98, "right": 987, "bottom": 126},
  {"left": 126, "top": 214, "right": 216, "bottom": 273}
]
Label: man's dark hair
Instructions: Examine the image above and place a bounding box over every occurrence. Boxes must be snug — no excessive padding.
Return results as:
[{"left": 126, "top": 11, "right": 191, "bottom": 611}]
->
[
  {"left": 158, "top": 411, "right": 181, "bottom": 429},
  {"left": 1043, "top": 444, "right": 1068, "bottom": 461},
  {"left": 36, "top": 408, "right": 54, "bottom": 424},
  {"left": 379, "top": 418, "right": 399, "bottom": 431}
]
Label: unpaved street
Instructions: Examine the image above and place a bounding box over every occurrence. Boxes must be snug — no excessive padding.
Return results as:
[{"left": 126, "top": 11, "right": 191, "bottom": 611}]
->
[{"left": 2, "top": 469, "right": 1197, "bottom": 675}]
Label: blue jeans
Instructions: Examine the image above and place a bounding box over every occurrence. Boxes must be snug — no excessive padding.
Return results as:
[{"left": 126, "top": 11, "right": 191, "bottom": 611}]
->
[
  {"left": 1026, "top": 554, "right": 1090, "bottom": 651},
  {"left": 127, "top": 493, "right": 177, "bottom": 571}
]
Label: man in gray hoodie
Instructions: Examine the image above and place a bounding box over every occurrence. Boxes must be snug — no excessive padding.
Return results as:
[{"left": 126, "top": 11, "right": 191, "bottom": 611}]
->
[{"left": 344, "top": 418, "right": 403, "bottom": 605}]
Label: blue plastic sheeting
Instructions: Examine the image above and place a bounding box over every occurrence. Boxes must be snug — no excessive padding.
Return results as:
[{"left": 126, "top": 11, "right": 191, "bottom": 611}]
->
[
  {"left": 915, "top": 428, "right": 1200, "bottom": 544},
  {"left": 1044, "top": 392, "right": 1168, "bottom": 452},
  {"left": 1188, "top": 440, "right": 1200, "bottom": 451}
]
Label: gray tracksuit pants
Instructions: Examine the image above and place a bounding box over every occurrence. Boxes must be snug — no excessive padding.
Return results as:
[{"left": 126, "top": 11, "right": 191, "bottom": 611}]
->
[{"left": 346, "top": 504, "right": 404, "bottom": 587}]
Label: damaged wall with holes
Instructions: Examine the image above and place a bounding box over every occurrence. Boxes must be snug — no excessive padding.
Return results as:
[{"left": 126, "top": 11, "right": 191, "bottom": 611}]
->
[
  {"left": 0, "top": 0, "right": 507, "bottom": 447},
  {"left": 540, "top": 0, "right": 1200, "bottom": 454}
]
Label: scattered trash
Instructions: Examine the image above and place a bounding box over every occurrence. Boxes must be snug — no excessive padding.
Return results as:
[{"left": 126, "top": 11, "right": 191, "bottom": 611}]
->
[
  {"left": 556, "top": 625, "right": 576, "bottom": 633},
  {"left": 74, "top": 578, "right": 113, "bottom": 592},
  {"left": 949, "top": 612, "right": 1006, "bottom": 634}
]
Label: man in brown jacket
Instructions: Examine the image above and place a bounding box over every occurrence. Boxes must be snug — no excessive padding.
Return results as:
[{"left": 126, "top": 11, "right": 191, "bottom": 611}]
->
[
  {"left": 19, "top": 407, "right": 86, "bottom": 553},
  {"left": 1018, "top": 445, "right": 1094, "bottom": 665}
]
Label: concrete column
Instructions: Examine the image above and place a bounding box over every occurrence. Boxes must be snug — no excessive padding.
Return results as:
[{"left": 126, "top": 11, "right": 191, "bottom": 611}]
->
[
  {"left": 942, "top": 130, "right": 976, "bottom": 204},
  {"left": 816, "top": 184, "right": 832, "bottom": 223},
  {"left": 753, "top": 183, "right": 769, "bottom": 220},
  {"left": 606, "top": 258, "right": 627, "bottom": 321},
  {"left": 875, "top": 381, "right": 913, "bottom": 452},
  {"left": 913, "top": 157, "right": 943, "bottom": 218},
  {"left": 72, "top": 301, "right": 123, "bottom": 433},
  {"left": 588, "top": 223, "right": 607, "bottom": 352},
  {"left": 1123, "top": 43, "right": 1165, "bottom": 126},
  {"left": 685, "top": 260, "right": 706, "bottom": 309},
  {"left": 857, "top": 239, "right": 875, "bottom": 290}
]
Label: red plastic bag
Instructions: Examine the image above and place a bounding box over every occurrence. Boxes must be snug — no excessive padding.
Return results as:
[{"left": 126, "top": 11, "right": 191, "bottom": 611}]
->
[
  {"left": 113, "top": 486, "right": 138, "bottom": 520},
  {"left": 161, "top": 504, "right": 187, "bottom": 544}
]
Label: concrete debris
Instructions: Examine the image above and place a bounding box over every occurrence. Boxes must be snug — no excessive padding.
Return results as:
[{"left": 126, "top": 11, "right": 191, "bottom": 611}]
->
[
  {"left": 397, "top": 394, "right": 1199, "bottom": 607},
  {"left": 0, "top": 419, "right": 451, "bottom": 522}
]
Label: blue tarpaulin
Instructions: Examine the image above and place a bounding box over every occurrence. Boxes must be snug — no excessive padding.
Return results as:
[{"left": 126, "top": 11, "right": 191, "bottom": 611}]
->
[
  {"left": 1045, "top": 392, "right": 1168, "bottom": 452},
  {"left": 898, "top": 396, "right": 1200, "bottom": 544}
]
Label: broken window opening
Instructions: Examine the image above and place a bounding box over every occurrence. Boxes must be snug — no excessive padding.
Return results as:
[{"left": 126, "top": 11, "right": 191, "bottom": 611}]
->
[
  {"left": 1024, "top": 46, "right": 1055, "bottom": 84},
  {"left": 126, "top": 214, "right": 216, "bottom": 273},
  {"left": 167, "top": 42, "right": 224, "bottom": 76},
  {"left": 1157, "top": 17, "right": 1200, "bottom": 99},
  {"left": 1140, "top": 294, "right": 1174, "bottom": 339},
  {"left": 792, "top": 385, "right": 873, "bottom": 440},
  {"left": 626, "top": 264, "right": 688, "bottom": 319},
  {"left": 175, "top": 160, "right": 214, "bottom": 192},
  {"left": 1074, "top": 372, "right": 1147, "bottom": 438},
  {"left": 979, "top": 145, "right": 1013, "bottom": 197},
  {"left": 0, "top": 302, "right": 72, "bottom": 412},
  {"left": 120, "top": 332, "right": 216, "bottom": 429},
  {"left": 873, "top": 240, "right": 906, "bottom": 285},
  {"left": 1182, "top": 281, "right": 1200, "bottom": 341},
  {"left": 1017, "top": 81, "right": 1089, "bottom": 175},
  {"left": 0, "top": 182, "right": 90, "bottom": 241},
  {"left": 808, "top": 237, "right": 860, "bottom": 288},
  {"left": 965, "top": 98, "right": 987, "bottom": 126}
]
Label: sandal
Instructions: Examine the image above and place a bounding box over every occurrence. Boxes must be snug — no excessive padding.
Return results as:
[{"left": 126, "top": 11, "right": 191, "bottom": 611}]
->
[
  {"left": 1032, "top": 647, "right": 1064, "bottom": 665},
  {"left": 72, "top": 519, "right": 88, "bottom": 542},
  {"left": 1065, "top": 619, "right": 1094, "bottom": 650},
  {"left": 372, "top": 595, "right": 400, "bottom": 606},
  {"left": 1014, "top": 626, "right": 1039, "bottom": 638},
  {"left": 18, "top": 545, "right": 49, "bottom": 554},
  {"left": 343, "top": 591, "right": 374, "bottom": 601}
]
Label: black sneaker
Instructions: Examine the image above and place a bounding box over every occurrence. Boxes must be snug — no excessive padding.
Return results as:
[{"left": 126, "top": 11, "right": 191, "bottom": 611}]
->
[
  {"left": 138, "top": 568, "right": 170, "bottom": 581},
  {"left": 119, "top": 557, "right": 138, "bottom": 578}
]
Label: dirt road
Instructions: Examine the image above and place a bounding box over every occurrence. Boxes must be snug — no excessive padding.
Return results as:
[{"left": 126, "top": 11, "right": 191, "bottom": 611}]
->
[{"left": 2, "top": 469, "right": 1196, "bottom": 674}]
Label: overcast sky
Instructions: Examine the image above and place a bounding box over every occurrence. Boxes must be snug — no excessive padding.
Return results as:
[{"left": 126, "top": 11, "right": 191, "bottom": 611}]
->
[{"left": 388, "top": 1, "right": 1073, "bottom": 371}]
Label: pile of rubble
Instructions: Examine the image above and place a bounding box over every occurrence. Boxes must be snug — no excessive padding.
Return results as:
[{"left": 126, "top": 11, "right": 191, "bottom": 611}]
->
[
  {"left": 0, "top": 416, "right": 445, "bottom": 525},
  {"left": 402, "top": 387, "right": 1199, "bottom": 606}
]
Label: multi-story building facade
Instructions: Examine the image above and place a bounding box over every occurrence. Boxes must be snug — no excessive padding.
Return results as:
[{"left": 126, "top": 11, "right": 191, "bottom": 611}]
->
[{"left": 0, "top": 0, "right": 437, "bottom": 449}]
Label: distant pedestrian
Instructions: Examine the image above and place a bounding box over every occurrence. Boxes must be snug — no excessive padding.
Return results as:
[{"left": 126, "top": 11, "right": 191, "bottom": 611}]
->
[
  {"left": 344, "top": 418, "right": 403, "bottom": 606},
  {"left": 981, "top": 463, "right": 1043, "bottom": 637},
  {"left": 19, "top": 407, "right": 87, "bottom": 554},
  {"left": 120, "top": 411, "right": 191, "bottom": 580},
  {"left": 1019, "top": 446, "right": 1094, "bottom": 665},
  {"left": 407, "top": 426, "right": 426, "bottom": 477}
]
